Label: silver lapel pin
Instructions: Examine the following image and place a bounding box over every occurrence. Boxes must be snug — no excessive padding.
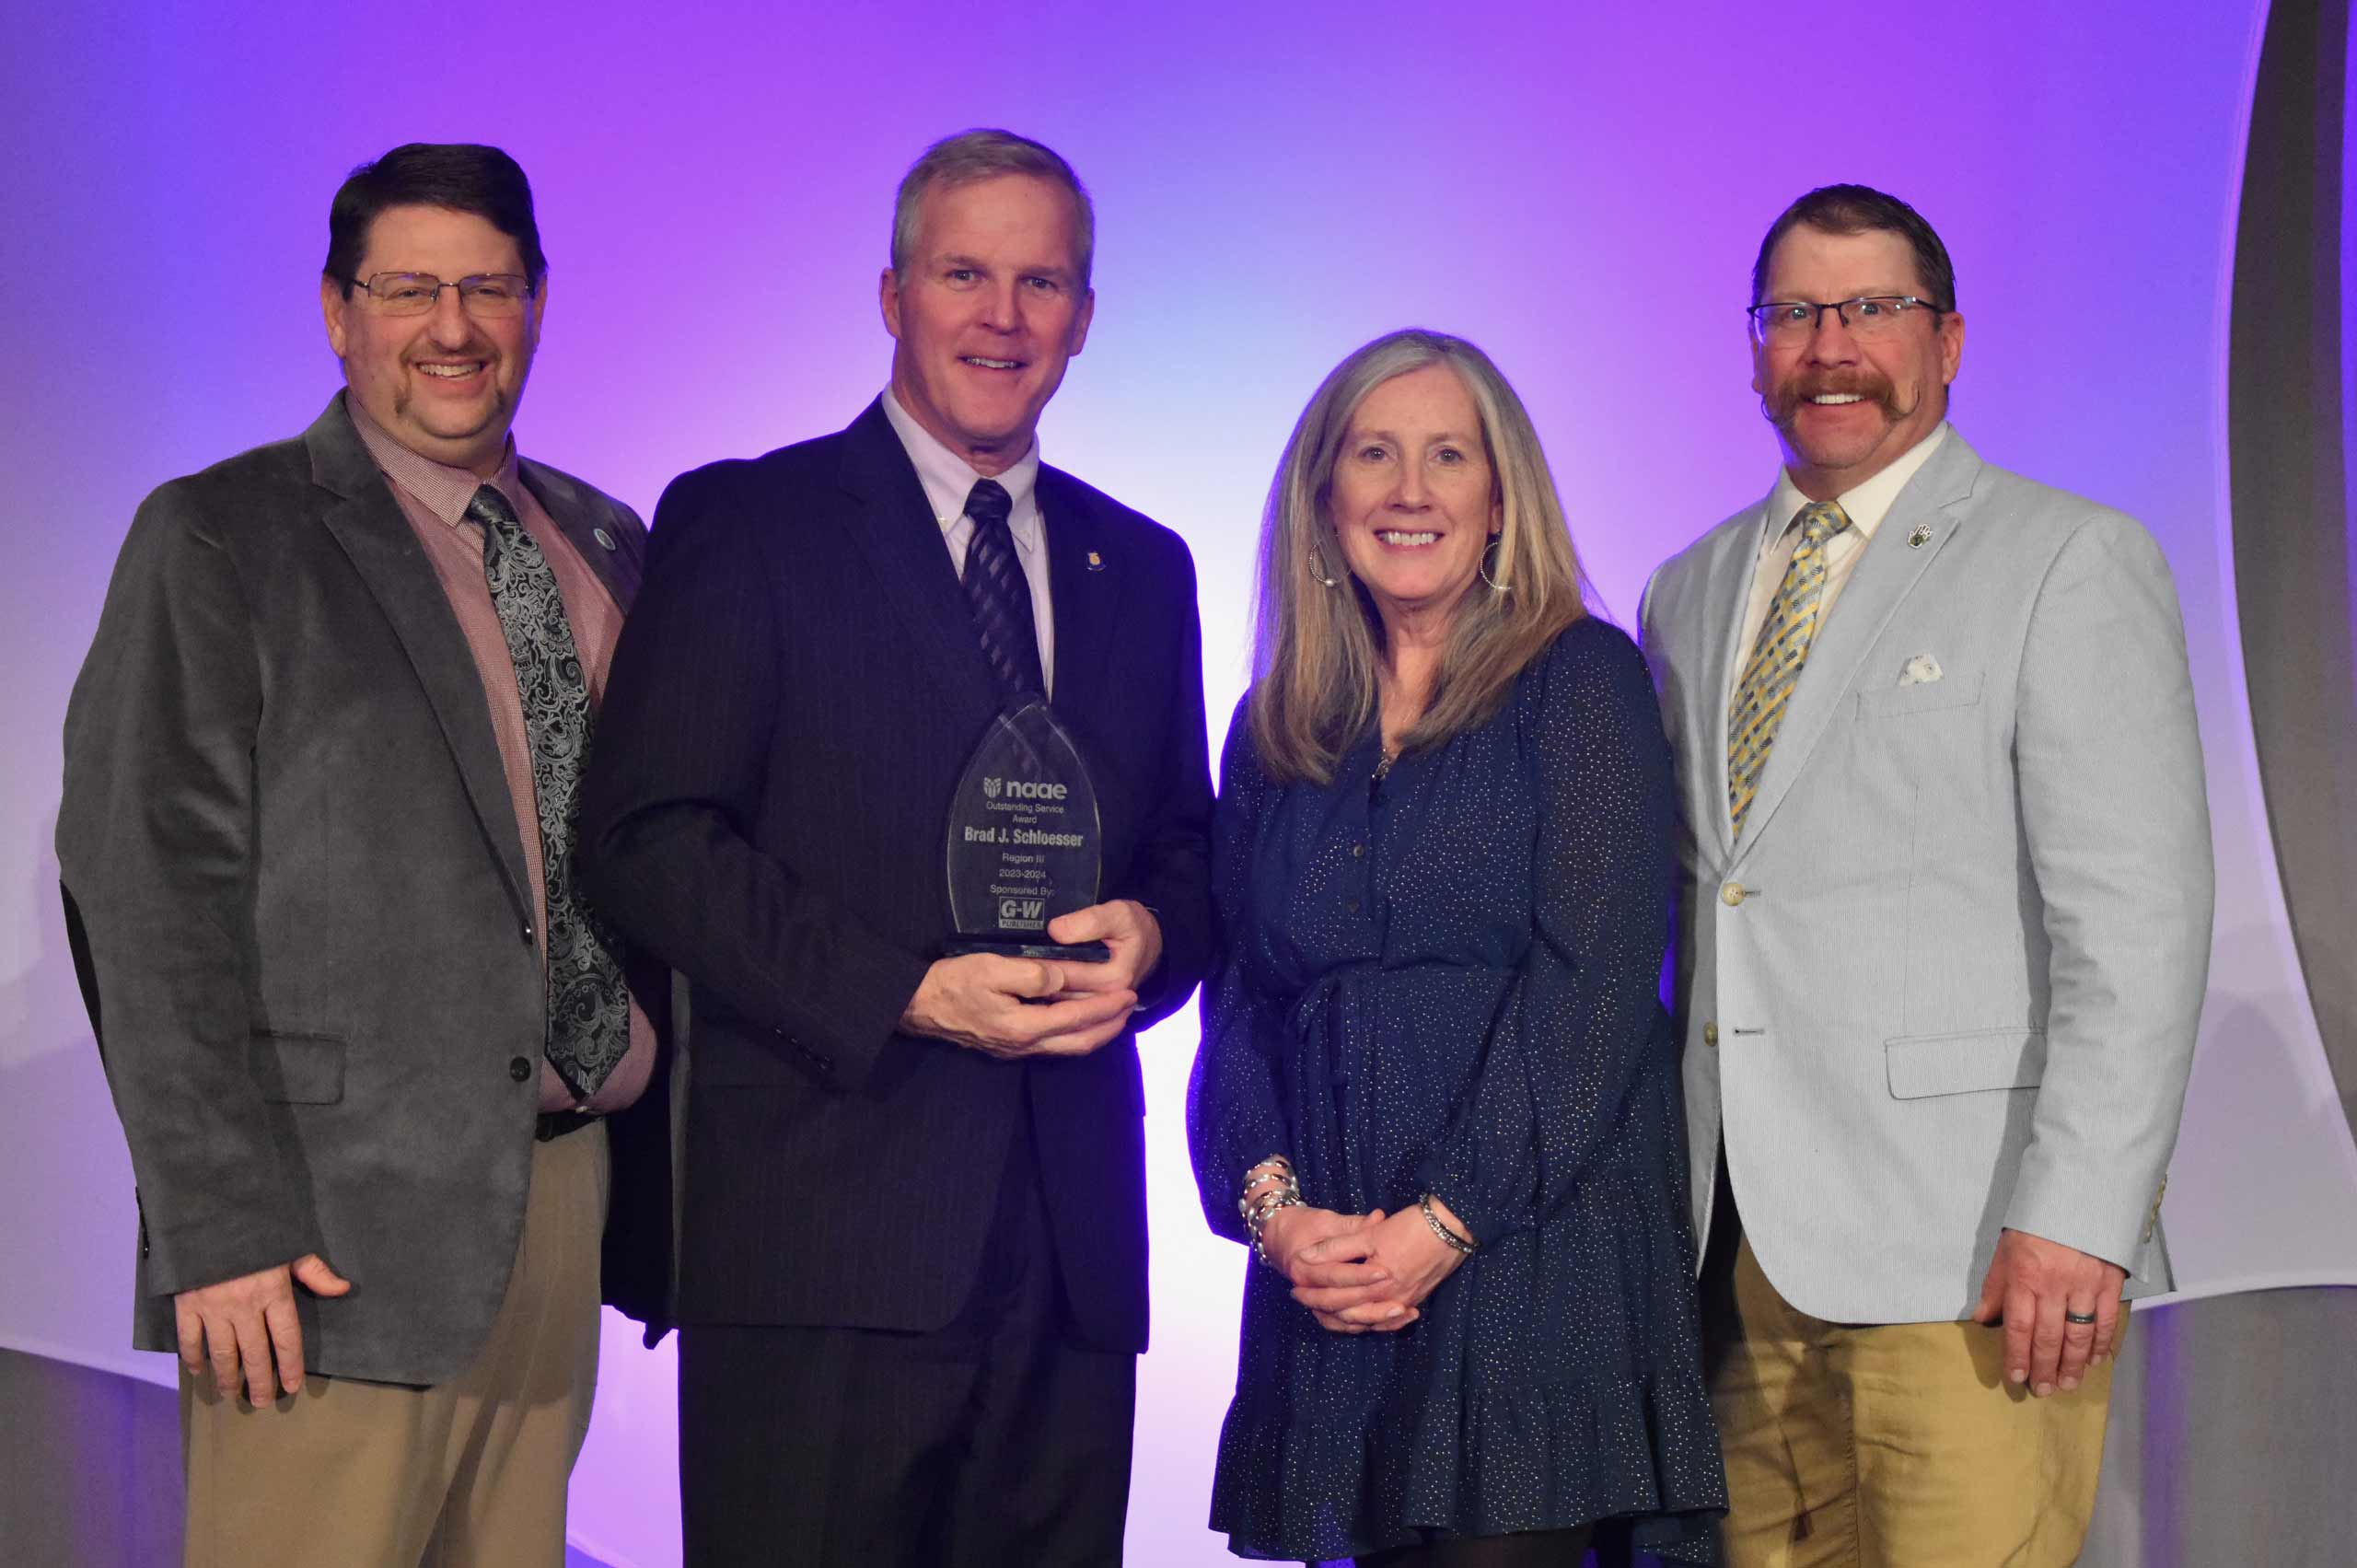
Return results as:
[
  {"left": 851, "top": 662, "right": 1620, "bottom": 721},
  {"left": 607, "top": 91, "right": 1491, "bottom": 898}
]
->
[
  {"left": 592, "top": 527, "right": 617, "bottom": 552},
  {"left": 1907, "top": 524, "right": 1933, "bottom": 549}
]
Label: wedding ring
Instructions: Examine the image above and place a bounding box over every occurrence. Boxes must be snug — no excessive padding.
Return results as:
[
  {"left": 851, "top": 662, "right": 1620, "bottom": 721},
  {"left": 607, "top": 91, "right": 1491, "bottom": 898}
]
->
[{"left": 2063, "top": 1309, "right": 2099, "bottom": 1325}]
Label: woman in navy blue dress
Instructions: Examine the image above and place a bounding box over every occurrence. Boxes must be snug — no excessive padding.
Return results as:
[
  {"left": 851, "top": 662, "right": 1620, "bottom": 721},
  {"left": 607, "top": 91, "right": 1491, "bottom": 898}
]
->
[{"left": 1190, "top": 330, "right": 1724, "bottom": 1565}]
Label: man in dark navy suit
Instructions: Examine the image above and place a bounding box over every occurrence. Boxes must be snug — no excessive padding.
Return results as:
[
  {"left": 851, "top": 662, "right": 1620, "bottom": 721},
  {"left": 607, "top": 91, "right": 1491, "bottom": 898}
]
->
[{"left": 580, "top": 129, "right": 1213, "bottom": 1566}]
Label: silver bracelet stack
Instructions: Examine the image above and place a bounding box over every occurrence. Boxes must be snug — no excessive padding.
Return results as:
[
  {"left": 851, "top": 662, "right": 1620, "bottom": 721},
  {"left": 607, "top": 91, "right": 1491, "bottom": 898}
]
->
[
  {"left": 1420, "top": 1192, "right": 1477, "bottom": 1256},
  {"left": 1238, "top": 1155, "right": 1302, "bottom": 1266}
]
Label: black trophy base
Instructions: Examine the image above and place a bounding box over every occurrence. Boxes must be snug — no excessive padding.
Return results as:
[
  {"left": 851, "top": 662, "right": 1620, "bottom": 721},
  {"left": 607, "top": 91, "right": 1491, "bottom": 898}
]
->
[{"left": 944, "top": 935, "right": 1113, "bottom": 965}]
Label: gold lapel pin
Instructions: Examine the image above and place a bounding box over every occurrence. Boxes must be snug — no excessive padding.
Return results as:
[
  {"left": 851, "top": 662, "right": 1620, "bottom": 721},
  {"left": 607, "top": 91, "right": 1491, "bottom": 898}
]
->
[
  {"left": 1086, "top": 550, "right": 1106, "bottom": 571},
  {"left": 1907, "top": 524, "right": 1933, "bottom": 549}
]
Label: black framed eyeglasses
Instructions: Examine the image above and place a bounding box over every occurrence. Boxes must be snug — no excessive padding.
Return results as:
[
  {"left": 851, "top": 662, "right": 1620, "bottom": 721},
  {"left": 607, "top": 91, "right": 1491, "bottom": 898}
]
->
[
  {"left": 348, "top": 273, "right": 536, "bottom": 318},
  {"left": 1745, "top": 296, "right": 1943, "bottom": 344}
]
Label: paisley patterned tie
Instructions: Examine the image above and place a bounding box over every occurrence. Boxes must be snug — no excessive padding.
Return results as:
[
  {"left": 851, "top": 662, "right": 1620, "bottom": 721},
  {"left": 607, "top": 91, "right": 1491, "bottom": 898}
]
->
[
  {"left": 470, "top": 484, "right": 631, "bottom": 1098},
  {"left": 960, "top": 478, "right": 1046, "bottom": 697},
  {"left": 1726, "top": 499, "right": 1852, "bottom": 838}
]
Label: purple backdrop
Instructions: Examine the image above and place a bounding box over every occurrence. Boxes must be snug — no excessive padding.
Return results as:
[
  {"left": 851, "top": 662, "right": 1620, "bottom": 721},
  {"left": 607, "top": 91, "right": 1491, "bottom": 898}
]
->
[{"left": 6, "top": 3, "right": 2351, "bottom": 1563}]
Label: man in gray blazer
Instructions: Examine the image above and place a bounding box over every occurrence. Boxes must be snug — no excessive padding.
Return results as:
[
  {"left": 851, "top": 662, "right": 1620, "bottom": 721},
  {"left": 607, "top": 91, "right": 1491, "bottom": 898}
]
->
[
  {"left": 1641, "top": 184, "right": 2212, "bottom": 1566},
  {"left": 57, "top": 144, "right": 667, "bottom": 1566}
]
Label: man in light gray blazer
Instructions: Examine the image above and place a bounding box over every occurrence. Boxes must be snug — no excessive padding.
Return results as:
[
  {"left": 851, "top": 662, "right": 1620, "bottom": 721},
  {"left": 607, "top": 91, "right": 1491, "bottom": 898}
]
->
[
  {"left": 57, "top": 144, "right": 668, "bottom": 1566},
  {"left": 1641, "top": 184, "right": 2211, "bottom": 1567}
]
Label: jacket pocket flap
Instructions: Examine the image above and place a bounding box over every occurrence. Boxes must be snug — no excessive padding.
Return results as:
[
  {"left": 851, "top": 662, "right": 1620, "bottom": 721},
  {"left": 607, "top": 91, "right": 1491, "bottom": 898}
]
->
[
  {"left": 1856, "top": 670, "right": 1984, "bottom": 719},
  {"left": 249, "top": 1032, "right": 347, "bottom": 1104},
  {"left": 1885, "top": 1027, "right": 2045, "bottom": 1099}
]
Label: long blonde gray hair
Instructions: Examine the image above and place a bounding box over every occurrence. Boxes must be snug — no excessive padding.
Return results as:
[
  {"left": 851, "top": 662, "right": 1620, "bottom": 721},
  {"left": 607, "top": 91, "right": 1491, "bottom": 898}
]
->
[{"left": 1249, "top": 329, "right": 1590, "bottom": 785}]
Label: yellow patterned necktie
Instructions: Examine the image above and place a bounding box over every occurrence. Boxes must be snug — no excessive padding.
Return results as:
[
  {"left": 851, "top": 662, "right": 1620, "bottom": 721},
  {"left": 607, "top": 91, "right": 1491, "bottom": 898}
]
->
[{"left": 1727, "top": 499, "right": 1852, "bottom": 837}]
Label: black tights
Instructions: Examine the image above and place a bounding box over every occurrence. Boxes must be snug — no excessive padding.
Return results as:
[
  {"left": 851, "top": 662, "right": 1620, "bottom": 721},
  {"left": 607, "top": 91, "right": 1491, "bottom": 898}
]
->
[{"left": 1353, "top": 1524, "right": 1596, "bottom": 1567}]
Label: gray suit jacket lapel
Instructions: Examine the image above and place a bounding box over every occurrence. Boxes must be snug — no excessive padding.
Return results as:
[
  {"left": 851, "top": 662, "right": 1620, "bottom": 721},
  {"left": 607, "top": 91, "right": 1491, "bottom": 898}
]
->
[
  {"left": 1689, "top": 499, "right": 1777, "bottom": 865},
  {"left": 521, "top": 458, "right": 638, "bottom": 610},
  {"left": 306, "top": 395, "right": 533, "bottom": 916},
  {"left": 1731, "top": 433, "right": 1986, "bottom": 861}
]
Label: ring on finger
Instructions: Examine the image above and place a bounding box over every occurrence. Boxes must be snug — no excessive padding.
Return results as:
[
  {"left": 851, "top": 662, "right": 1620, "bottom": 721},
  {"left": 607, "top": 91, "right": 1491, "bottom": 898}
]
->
[{"left": 2064, "top": 1308, "right": 2098, "bottom": 1325}]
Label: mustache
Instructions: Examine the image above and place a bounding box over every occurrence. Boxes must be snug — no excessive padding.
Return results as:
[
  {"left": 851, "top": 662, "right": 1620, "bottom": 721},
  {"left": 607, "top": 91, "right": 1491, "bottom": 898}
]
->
[{"left": 1765, "top": 370, "right": 1921, "bottom": 425}]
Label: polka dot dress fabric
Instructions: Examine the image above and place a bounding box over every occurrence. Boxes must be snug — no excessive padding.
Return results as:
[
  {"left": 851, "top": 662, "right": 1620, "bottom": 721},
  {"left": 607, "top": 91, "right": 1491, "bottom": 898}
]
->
[{"left": 1190, "top": 618, "right": 1725, "bottom": 1562}]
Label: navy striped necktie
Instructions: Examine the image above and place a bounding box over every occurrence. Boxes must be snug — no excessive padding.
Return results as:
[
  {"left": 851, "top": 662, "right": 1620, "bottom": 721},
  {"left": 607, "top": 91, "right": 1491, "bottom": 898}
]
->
[{"left": 960, "top": 478, "right": 1045, "bottom": 697}]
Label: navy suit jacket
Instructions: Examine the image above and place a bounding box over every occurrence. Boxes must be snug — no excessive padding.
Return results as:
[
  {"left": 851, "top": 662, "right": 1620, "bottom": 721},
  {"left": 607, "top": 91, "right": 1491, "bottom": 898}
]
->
[{"left": 580, "top": 399, "right": 1213, "bottom": 1351}]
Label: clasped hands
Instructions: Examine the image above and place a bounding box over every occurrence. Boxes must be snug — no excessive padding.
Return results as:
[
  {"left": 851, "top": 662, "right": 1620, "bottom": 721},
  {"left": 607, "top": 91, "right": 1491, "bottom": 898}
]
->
[
  {"left": 901, "top": 899, "right": 1160, "bottom": 1061},
  {"left": 1970, "top": 1225, "right": 2131, "bottom": 1399},
  {"left": 1260, "top": 1198, "right": 1470, "bottom": 1334}
]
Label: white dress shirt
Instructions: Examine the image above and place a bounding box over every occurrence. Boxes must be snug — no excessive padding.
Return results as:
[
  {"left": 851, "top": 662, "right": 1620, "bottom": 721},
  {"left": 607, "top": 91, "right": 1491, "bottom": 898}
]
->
[
  {"left": 881, "top": 387, "right": 1055, "bottom": 694},
  {"left": 1730, "top": 422, "right": 1952, "bottom": 700}
]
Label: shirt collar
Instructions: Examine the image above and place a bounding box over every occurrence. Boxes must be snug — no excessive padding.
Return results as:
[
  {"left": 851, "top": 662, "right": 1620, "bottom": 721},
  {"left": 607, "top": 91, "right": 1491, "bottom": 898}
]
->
[
  {"left": 344, "top": 391, "right": 524, "bottom": 528},
  {"left": 1764, "top": 421, "right": 1950, "bottom": 546},
  {"left": 880, "top": 387, "right": 1041, "bottom": 540}
]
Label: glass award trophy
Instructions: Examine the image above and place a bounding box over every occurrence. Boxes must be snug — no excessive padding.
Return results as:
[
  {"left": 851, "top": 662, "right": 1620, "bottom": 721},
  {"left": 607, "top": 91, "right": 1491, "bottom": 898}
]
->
[{"left": 943, "top": 700, "right": 1111, "bottom": 963}]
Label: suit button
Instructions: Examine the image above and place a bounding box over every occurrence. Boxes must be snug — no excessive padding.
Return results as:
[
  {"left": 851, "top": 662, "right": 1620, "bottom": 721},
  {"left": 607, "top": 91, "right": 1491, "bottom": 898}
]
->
[
  {"left": 508, "top": 1056, "right": 532, "bottom": 1082},
  {"left": 1351, "top": 843, "right": 1365, "bottom": 858},
  {"left": 1721, "top": 882, "right": 1747, "bottom": 907},
  {"left": 1703, "top": 1021, "right": 1719, "bottom": 1047}
]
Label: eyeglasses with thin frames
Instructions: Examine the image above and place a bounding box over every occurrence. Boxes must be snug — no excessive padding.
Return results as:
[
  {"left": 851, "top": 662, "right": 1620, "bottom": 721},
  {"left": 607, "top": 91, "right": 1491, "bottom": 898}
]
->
[
  {"left": 346, "top": 273, "right": 536, "bottom": 318},
  {"left": 1745, "top": 296, "right": 1942, "bottom": 344}
]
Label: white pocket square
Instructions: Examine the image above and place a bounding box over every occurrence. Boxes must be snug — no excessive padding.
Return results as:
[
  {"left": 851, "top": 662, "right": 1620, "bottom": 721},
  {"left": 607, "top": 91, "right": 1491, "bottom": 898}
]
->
[{"left": 1898, "top": 655, "right": 1944, "bottom": 687}]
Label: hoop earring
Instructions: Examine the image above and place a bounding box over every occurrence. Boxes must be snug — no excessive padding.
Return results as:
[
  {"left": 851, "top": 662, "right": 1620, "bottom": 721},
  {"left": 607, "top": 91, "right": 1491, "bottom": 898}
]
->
[
  {"left": 1309, "top": 550, "right": 1342, "bottom": 589},
  {"left": 1479, "top": 536, "right": 1510, "bottom": 595}
]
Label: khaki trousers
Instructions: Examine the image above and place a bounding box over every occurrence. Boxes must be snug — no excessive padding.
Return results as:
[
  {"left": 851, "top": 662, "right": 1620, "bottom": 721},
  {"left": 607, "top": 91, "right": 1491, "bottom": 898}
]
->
[
  {"left": 180, "top": 1123, "right": 610, "bottom": 1568},
  {"left": 1704, "top": 1233, "right": 2114, "bottom": 1568}
]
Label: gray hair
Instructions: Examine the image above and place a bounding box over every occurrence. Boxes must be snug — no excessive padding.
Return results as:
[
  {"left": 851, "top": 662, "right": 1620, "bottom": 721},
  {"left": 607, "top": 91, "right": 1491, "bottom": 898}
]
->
[{"left": 890, "top": 129, "right": 1096, "bottom": 288}]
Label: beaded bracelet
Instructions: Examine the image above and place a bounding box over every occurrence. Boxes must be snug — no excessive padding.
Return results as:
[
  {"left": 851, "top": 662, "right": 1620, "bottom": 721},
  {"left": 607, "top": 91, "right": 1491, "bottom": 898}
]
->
[
  {"left": 1420, "top": 1192, "right": 1477, "bottom": 1256},
  {"left": 1238, "top": 1156, "right": 1292, "bottom": 1196},
  {"left": 1237, "top": 1155, "right": 1294, "bottom": 1202},
  {"left": 1240, "top": 1156, "right": 1302, "bottom": 1265}
]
